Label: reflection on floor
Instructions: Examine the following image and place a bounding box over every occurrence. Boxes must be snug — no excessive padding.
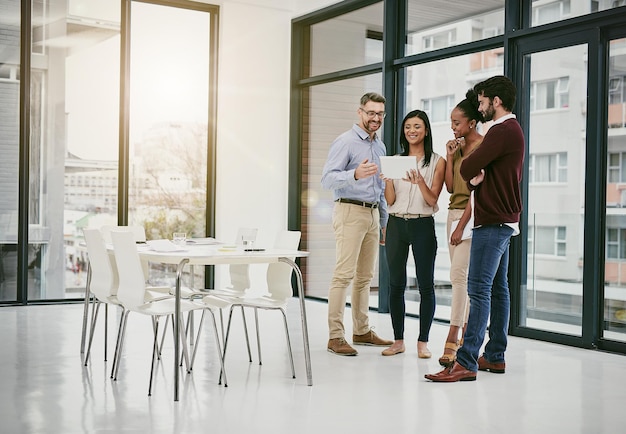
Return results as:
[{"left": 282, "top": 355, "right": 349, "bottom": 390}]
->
[{"left": 1, "top": 299, "right": 625, "bottom": 433}]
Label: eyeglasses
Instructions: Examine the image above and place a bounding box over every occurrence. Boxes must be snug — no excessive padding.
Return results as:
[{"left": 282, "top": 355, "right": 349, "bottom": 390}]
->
[{"left": 360, "top": 108, "right": 386, "bottom": 119}]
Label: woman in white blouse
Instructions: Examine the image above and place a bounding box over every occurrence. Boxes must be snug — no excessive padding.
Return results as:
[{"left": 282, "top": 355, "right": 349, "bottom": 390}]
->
[{"left": 381, "top": 110, "right": 445, "bottom": 357}]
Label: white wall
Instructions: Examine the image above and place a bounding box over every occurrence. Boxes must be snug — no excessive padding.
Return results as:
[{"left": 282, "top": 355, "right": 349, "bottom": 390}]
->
[{"left": 206, "top": 0, "right": 339, "bottom": 286}]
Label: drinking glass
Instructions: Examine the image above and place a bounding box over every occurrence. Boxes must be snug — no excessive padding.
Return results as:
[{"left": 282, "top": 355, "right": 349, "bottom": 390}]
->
[{"left": 173, "top": 232, "right": 187, "bottom": 246}]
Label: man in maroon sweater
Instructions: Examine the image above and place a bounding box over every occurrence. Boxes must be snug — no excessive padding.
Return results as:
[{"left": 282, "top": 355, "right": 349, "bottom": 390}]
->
[{"left": 426, "top": 75, "right": 524, "bottom": 382}]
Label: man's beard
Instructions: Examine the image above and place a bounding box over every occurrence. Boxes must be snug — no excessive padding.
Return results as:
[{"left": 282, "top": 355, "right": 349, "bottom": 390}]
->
[{"left": 482, "top": 104, "right": 495, "bottom": 121}]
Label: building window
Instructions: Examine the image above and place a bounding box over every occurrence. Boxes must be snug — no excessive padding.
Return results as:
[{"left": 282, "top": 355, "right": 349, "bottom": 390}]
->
[
  {"left": 529, "top": 152, "right": 568, "bottom": 183},
  {"left": 421, "top": 95, "right": 454, "bottom": 123},
  {"left": 529, "top": 225, "right": 567, "bottom": 257},
  {"left": 422, "top": 29, "right": 456, "bottom": 51},
  {"left": 482, "top": 27, "right": 504, "bottom": 38},
  {"left": 608, "top": 152, "right": 626, "bottom": 183},
  {"left": 607, "top": 227, "right": 626, "bottom": 259},
  {"left": 530, "top": 77, "right": 569, "bottom": 111},
  {"left": 533, "top": 0, "right": 571, "bottom": 26},
  {"left": 609, "top": 76, "right": 625, "bottom": 104},
  {"left": 0, "top": 64, "right": 19, "bottom": 82}
]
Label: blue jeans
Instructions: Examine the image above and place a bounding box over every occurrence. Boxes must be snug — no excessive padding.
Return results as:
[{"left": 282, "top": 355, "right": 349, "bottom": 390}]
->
[
  {"left": 456, "top": 224, "right": 514, "bottom": 372},
  {"left": 385, "top": 215, "right": 437, "bottom": 342}
]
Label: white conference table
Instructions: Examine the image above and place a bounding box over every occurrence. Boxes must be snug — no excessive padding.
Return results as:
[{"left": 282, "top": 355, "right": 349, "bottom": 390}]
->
[{"left": 136, "top": 242, "right": 312, "bottom": 401}]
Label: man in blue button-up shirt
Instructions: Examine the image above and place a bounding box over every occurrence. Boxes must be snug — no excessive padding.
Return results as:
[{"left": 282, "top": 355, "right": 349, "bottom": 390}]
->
[{"left": 321, "top": 92, "right": 392, "bottom": 356}]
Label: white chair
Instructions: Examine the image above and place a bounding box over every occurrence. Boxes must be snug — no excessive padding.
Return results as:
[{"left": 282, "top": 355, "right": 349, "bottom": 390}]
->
[
  {"left": 204, "top": 228, "right": 258, "bottom": 361},
  {"left": 100, "top": 224, "right": 150, "bottom": 280},
  {"left": 100, "top": 224, "right": 147, "bottom": 243},
  {"left": 110, "top": 229, "right": 229, "bottom": 395},
  {"left": 222, "top": 230, "right": 301, "bottom": 378},
  {"left": 81, "top": 224, "right": 150, "bottom": 355},
  {"left": 82, "top": 228, "right": 123, "bottom": 366}
]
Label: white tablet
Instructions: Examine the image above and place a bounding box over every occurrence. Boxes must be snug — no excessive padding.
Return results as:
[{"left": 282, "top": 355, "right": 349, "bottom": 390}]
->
[
  {"left": 449, "top": 218, "right": 473, "bottom": 242},
  {"left": 379, "top": 156, "right": 416, "bottom": 179}
]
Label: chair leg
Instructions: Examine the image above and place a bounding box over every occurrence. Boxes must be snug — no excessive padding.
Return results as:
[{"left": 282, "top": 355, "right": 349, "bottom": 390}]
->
[
  {"left": 176, "top": 315, "right": 191, "bottom": 371},
  {"left": 110, "top": 308, "right": 125, "bottom": 379},
  {"left": 80, "top": 265, "right": 92, "bottom": 354},
  {"left": 220, "top": 305, "right": 237, "bottom": 385},
  {"left": 148, "top": 316, "right": 161, "bottom": 396},
  {"left": 254, "top": 307, "right": 262, "bottom": 365},
  {"left": 186, "top": 311, "right": 195, "bottom": 350},
  {"left": 189, "top": 310, "right": 207, "bottom": 371},
  {"left": 158, "top": 315, "right": 170, "bottom": 358},
  {"left": 280, "top": 308, "right": 296, "bottom": 378},
  {"left": 112, "top": 310, "right": 131, "bottom": 381},
  {"left": 240, "top": 306, "right": 252, "bottom": 362},
  {"left": 207, "top": 309, "right": 228, "bottom": 387},
  {"left": 218, "top": 309, "right": 225, "bottom": 342},
  {"left": 104, "top": 303, "right": 109, "bottom": 362},
  {"left": 84, "top": 300, "right": 102, "bottom": 365}
]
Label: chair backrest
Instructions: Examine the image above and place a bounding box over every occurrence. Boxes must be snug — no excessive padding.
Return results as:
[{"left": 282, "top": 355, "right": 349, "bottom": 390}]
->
[
  {"left": 101, "top": 225, "right": 147, "bottom": 244},
  {"left": 110, "top": 229, "right": 148, "bottom": 310},
  {"left": 101, "top": 224, "right": 149, "bottom": 280},
  {"left": 228, "top": 265, "right": 251, "bottom": 292},
  {"left": 225, "top": 228, "right": 257, "bottom": 292},
  {"left": 266, "top": 230, "right": 301, "bottom": 301},
  {"left": 83, "top": 228, "right": 118, "bottom": 299}
]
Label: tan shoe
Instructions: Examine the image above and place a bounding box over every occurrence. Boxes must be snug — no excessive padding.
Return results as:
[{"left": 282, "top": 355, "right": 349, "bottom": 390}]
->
[
  {"left": 381, "top": 343, "right": 405, "bottom": 356},
  {"left": 328, "top": 338, "right": 358, "bottom": 356},
  {"left": 353, "top": 329, "right": 393, "bottom": 346},
  {"left": 417, "top": 341, "right": 432, "bottom": 359}
]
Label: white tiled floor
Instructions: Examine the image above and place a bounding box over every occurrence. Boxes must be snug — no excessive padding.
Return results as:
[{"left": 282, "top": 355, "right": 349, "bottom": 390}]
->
[{"left": 1, "top": 299, "right": 625, "bottom": 433}]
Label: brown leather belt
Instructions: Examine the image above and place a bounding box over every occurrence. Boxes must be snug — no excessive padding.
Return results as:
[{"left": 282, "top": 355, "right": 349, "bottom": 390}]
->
[
  {"left": 337, "top": 198, "right": 379, "bottom": 209},
  {"left": 391, "top": 213, "right": 432, "bottom": 220}
]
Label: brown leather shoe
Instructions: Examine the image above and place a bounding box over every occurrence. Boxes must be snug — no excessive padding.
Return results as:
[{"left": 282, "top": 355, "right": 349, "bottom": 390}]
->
[
  {"left": 328, "top": 338, "right": 358, "bottom": 356},
  {"left": 424, "top": 361, "right": 477, "bottom": 382},
  {"left": 353, "top": 329, "right": 393, "bottom": 346},
  {"left": 478, "top": 355, "right": 506, "bottom": 373}
]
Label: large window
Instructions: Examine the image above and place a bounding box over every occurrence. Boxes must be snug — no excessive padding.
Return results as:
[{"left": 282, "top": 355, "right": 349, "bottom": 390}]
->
[
  {"left": 524, "top": 44, "right": 587, "bottom": 336},
  {"left": 0, "top": 0, "right": 217, "bottom": 302},
  {"left": 405, "top": 0, "right": 504, "bottom": 56},
  {"left": 295, "top": 0, "right": 626, "bottom": 353},
  {"left": 0, "top": 0, "right": 20, "bottom": 301},
  {"left": 605, "top": 38, "right": 626, "bottom": 342},
  {"left": 301, "top": 75, "right": 383, "bottom": 298},
  {"left": 12, "top": 0, "right": 120, "bottom": 301},
  {"left": 308, "top": 2, "right": 383, "bottom": 78},
  {"left": 531, "top": 0, "right": 625, "bottom": 26},
  {"left": 532, "top": 0, "right": 571, "bottom": 26}
]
